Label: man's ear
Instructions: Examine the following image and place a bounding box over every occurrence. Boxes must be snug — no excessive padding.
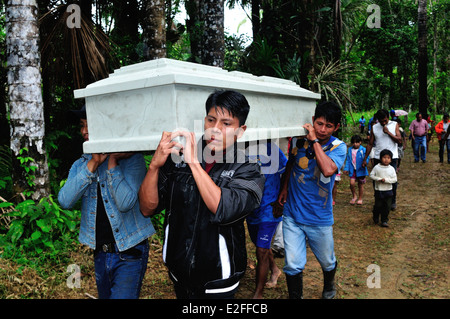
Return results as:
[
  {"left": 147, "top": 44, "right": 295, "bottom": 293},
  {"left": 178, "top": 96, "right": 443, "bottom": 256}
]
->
[
  {"left": 333, "top": 123, "right": 341, "bottom": 132},
  {"left": 236, "top": 125, "right": 247, "bottom": 139}
]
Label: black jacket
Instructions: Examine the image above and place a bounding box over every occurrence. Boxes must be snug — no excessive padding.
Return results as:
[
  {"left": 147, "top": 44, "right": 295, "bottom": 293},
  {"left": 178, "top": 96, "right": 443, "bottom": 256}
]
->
[{"left": 155, "top": 141, "right": 265, "bottom": 294}]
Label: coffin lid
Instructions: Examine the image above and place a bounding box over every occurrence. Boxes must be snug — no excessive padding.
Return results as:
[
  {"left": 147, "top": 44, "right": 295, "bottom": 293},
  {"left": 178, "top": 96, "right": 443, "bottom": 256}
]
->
[{"left": 74, "top": 58, "right": 321, "bottom": 100}]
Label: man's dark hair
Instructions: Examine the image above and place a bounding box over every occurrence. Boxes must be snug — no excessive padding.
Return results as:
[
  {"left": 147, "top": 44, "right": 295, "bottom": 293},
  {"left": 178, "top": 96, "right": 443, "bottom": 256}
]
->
[
  {"left": 351, "top": 135, "right": 362, "bottom": 143},
  {"left": 205, "top": 90, "right": 250, "bottom": 126},
  {"left": 71, "top": 104, "right": 87, "bottom": 120},
  {"left": 380, "top": 149, "right": 393, "bottom": 160},
  {"left": 314, "top": 101, "right": 342, "bottom": 126},
  {"left": 444, "top": 113, "right": 449, "bottom": 119},
  {"left": 375, "top": 109, "right": 389, "bottom": 122}
]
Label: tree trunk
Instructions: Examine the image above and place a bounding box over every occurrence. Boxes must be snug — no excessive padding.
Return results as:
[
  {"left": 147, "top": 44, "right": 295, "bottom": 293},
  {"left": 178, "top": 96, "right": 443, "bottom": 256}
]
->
[
  {"left": 302, "top": 0, "right": 316, "bottom": 89},
  {"left": 6, "top": 0, "right": 50, "bottom": 201},
  {"left": 432, "top": 1, "right": 437, "bottom": 119},
  {"left": 417, "top": 0, "right": 428, "bottom": 118},
  {"left": 251, "top": 0, "right": 261, "bottom": 38},
  {"left": 332, "top": 0, "right": 342, "bottom": 62},
  {"left": 111, "top": 0, "right": 140, "bottom": 62},
  {"left": 185, "top": 0, "right": 202, "bottom": 63},
  {"left": 142, "top": 0, "right": 166, "bottom": 60},
  {"left": 200, "top": 0, "right": 225, "bottom": 67}
]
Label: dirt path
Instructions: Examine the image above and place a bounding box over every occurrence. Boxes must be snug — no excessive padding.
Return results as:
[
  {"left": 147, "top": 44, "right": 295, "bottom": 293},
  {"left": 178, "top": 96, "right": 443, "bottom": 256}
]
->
[
  {"left": 236, "top": 139, "right": 449, "bottom": 299},
  {"left": 357, "top": 140, "right": 449, "bottom": 299}
]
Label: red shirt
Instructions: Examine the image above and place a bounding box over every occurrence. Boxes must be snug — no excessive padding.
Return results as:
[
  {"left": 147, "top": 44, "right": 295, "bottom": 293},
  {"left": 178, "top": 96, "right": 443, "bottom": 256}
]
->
[{"left": 204, "top": 161, "right": 215, "bottom": 174}]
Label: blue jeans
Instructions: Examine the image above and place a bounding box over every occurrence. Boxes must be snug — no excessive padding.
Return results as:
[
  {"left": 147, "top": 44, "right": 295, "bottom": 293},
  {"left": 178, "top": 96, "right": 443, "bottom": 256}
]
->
[
  {"left": 94, "top": 240, "right": 149, "bottom": 299},
  {"left": 413, "top": 135, "right": 427, "bottom": 161},
  {"left": 282, "top": 215, "right": 336, "bottom": 276}
]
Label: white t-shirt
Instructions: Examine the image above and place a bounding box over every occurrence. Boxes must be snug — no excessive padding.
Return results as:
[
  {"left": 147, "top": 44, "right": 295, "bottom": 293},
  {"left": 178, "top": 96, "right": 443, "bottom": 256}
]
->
[
  {"left": 372, "top": 121, "right": 399, "bottom": 159},
  {"left": 443, "top": 122, "right": 450, "bottom": 140},
  {"left": 369, "top": 164, "right": 397, "bottom": 191}
]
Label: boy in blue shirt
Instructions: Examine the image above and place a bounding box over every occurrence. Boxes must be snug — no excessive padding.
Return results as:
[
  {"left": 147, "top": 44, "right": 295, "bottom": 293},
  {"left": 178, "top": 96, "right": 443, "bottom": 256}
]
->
[
  {"left": 277, "top": 101, "right": 346, "bottom": 299},
  {"left": 359, "top": 115, "right": 366, "bottom": 134},
  {"left": 246, "top": 140, "right": 287, "bottom": 299}
]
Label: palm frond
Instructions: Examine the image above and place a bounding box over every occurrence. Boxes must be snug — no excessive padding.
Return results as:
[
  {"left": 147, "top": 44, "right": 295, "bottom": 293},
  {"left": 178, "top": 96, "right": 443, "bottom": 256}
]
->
[
  {"left": 39, "top": 4, "right": 117, "bottom": 89},
  {"left": 313, "top": 59, "right": 358, "bottom": 124}
]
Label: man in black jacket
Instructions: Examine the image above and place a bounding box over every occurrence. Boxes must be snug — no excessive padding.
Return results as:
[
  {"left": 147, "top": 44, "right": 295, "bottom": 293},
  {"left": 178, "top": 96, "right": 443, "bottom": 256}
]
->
[{"left": 139, "top": 90, "right": 265, "bottom": 299}]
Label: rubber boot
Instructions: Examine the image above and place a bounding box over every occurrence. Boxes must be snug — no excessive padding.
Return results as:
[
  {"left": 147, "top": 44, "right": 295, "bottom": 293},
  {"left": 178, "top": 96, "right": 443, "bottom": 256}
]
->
[
  {"left": 322, "top": 263, "right": 337, "bottom": 299},
  {"left": 285, "top": 273, "right": 303, "bottom": 299}
]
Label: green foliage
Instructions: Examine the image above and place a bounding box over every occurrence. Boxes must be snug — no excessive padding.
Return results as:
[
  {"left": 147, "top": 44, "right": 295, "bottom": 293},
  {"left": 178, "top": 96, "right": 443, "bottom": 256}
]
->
[
  {"left": 142, "top": 152, "right": 165, "bottom": 242},
  {"left": 44, "top": 129, "right": 73, "bottom": 196},
  {"left": 224, "top": 33, "right": 249, "bottom": 71},
  {"left": 313, "top": 60, "right": 357, "bottom": 111},
  {"left": 151, "top": 210, "right": 165, "bottom": 244},
  {"left": 0, "top": 195, "right": 80, "bottom": 270},
  {"left": 17, "top": 148, "right": 37, "bottom": 197},
  {"left": 353, "top": 0, "right": 419, "bottom": 110},
  {"left": 279, "top": 53, "right": 302, "bottom": 85},
  {"left": 167, "top": 30, "right": 192, "bottom": 62},
  {"left": 242, "top": 36, "right": 283, "bottom": 77},
  {"left": 0, "top": 144, "right": 12, "bottom": 197}
]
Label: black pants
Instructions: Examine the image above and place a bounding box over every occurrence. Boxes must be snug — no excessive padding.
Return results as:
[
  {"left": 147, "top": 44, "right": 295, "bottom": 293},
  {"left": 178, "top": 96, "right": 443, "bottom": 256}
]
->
[{"left": 373, "top": 194, "right": 392, "bottom": 223}]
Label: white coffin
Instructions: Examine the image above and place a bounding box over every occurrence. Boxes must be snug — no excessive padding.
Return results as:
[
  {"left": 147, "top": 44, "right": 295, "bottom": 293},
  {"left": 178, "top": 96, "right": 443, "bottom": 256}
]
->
[{"left": 74, "top": 58, "right": 320, "bottom": 153}]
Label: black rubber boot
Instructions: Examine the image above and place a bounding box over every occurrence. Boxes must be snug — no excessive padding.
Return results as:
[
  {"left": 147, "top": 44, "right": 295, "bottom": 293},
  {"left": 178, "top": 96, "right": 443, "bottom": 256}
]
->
[
  {"left": 322, "top": 263, "right": 337, "bottom": 299},
  {"left": 285, "top": 273, "right": 303, "bottom": 299}
]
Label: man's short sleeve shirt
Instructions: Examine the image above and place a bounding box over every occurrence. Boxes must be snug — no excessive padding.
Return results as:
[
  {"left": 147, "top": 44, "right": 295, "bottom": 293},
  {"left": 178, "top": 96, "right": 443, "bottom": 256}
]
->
[{"left": 284, "top": 136, "right": 346, "bottom": 226}]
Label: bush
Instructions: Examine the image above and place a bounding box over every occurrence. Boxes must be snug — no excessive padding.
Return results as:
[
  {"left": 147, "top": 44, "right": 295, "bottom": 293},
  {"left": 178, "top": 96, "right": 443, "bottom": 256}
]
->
[{"left": 0, "top": 195, "right": 80, "bottom": 269}]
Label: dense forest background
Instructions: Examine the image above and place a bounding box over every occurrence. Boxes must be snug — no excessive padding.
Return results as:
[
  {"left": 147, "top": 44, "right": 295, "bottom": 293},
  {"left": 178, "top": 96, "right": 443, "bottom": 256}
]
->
[{"left": 0, "top": 1, "right": 449, "bottom": 265}]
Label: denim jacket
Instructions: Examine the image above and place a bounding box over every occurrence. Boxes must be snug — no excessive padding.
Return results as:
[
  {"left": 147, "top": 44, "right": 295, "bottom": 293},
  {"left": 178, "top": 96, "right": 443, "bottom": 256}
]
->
[
  {"left": 344, "top": 145, "right": 369, "bottom": 178},
  {"left": 58, "top": 153, "right": 155, "bottom": 251}
]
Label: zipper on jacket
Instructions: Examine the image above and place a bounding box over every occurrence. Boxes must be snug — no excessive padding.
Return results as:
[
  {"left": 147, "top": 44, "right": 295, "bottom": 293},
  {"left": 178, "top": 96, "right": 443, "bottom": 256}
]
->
[{"left": 187, "top": 196, "right": 201, "bottom": 278}]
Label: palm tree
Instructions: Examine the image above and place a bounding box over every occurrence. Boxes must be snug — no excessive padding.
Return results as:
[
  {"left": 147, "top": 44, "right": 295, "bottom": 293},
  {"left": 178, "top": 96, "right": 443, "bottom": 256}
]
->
[
  {"left": 185, "top": 0, "right": 202, "bottom": 62},
  {"left": 200, "top": 0, "right": 225, "bottom": 67},
  {"left": 313, "top": 59, "right": 357, "bottom": 124},
  {"left": 6, "top": 0, "right": 50, "bottom": 200},
  {"left": 39, "top": 3, "right": 113, "bottom": 90},
  {"left": 185, "top": 0, "right": 225, "bottom": 67}
]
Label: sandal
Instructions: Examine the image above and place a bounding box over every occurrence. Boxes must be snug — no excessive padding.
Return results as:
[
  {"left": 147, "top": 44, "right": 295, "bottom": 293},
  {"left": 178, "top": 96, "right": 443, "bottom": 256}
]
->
[{"left": 349, "top": 199, "right": 356, "bottom": 205}]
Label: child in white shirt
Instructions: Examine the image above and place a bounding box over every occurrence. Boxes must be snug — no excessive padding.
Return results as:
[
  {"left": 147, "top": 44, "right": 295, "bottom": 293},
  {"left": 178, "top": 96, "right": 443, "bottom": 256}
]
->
[{"left": 369, "top": 149, "right": 397, "bottom": 227}]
